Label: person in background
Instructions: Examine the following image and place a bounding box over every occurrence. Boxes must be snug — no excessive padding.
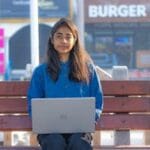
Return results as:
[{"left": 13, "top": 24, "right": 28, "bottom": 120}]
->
[{"left": 27, "top": 18, "right": 103, "bottom": 150}]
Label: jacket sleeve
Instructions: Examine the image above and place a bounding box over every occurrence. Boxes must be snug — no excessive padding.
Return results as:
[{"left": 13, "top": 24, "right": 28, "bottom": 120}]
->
[
  {"left": 27, "top": 66, "right": 45, "bottom": 117},
  {"left": 89, "top": 64, "right": 103, "bottom": 122}
]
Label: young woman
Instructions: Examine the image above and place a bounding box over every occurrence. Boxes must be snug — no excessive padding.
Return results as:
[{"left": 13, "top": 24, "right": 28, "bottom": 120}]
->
[{"left": 27, "top": 18, "right": 103, "bottom": 150}]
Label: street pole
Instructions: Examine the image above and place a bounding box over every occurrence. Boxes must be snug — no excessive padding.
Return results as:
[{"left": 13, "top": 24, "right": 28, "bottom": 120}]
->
[
  {"left": 30, "top": 0, "right": 39, "bottom": 71},
  {"left": 76, "top": 0, "right": 85, "bottom": 47}
]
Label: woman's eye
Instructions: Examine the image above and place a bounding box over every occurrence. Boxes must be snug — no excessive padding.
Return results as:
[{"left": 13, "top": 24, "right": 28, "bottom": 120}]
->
[
  {"left": 66, "top": 37, "right": 71, "bottom": 40},
  {"left": 56, "top": 35, "right": 62, "bottom": 39}
]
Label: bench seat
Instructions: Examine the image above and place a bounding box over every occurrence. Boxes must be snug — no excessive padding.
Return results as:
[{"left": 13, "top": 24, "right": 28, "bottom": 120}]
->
[{"left": 0, "top": 81, "right": 149, "bottom": 149}]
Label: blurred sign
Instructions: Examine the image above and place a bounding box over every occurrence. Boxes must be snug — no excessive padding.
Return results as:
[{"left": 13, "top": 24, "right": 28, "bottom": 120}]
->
[
  {"left": 0, "top": 52, "right": 5, "bottom": 74},
  {"left": 136, "top": 50, "right": 150, "bottom": 68},
  {"left": 85, "top": 0, "right": 150, "bottom": 23},
  {"left": 129, "top": 69, "right": 150, "bottom": 80},
  {"left": 0, "top": 28, "right": 4, "bottom": 48},
  {"left": 0, "top": 0, "right": 69, "bottom": 19}
]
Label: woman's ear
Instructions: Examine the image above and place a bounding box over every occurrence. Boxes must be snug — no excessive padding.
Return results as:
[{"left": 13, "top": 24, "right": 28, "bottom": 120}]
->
[{"left": 74, "top": 38, "right": 77, "bottom": 44}]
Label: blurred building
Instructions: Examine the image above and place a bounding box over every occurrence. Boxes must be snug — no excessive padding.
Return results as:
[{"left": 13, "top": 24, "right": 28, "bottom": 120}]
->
[
  {"left": 0, "top": 0, "right": 73, "bottom": 80},
  {"left": 0, "top": 0, "right": 150, "bottom": 80},
  {"left": 84, "top": 0, "right": 150, "bottom": 79}
]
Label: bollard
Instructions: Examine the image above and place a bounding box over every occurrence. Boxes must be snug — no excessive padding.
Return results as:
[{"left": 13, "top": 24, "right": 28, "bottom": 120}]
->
[
  {"left": 25, "top": 64, "right": 33, "bottom": 80},
  {"left": 112, "top": 66, "right": 129, "bottom": 80}
]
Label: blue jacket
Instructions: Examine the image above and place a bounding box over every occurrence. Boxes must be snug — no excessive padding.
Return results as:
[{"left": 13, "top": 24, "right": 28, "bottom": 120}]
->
[{"left": 27, "top": 62, "right": 103, "bottom": 121}]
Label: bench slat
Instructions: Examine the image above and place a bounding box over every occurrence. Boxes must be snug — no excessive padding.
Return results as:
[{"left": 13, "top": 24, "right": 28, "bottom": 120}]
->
[
  {"left": 0, "top": 98, "right": 27, "bottom": 113},
  {"left": 97, "top": 114, "right": 150, "bottom": 130},
  {"left": 0, "top": 115, "right": 31, "bottom": 131},
  {"left": 0, "top": 147, "right": 39, "bottom": 150},
  {"left": 94, "top": 145, "right": 150, "bottom": 150},
  {"left": 0, "top": 114, "right": 149, "bottom": 131},
  {"left": 0, "top": 81, "right": 149, "bottom": 96},
  {"left": 104, "top": 97, "right": 150, "bottom": 113},
  {"left": 102, "top": 80, "right": 150, "bottom": 95},
  {"left": 0, "top": 97, "right": 149, "bottom": 113},
  {"left": 1, "top": 146, "right": 150, "bottom": 150},
  {"left": 0, "top": 81, "right": 29, "bottom": 96}
]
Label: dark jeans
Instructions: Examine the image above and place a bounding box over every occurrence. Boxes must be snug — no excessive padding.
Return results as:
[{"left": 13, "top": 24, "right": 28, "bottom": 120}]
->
[{"left": 37, "top": 133, "right": 92, "bottom": 150}]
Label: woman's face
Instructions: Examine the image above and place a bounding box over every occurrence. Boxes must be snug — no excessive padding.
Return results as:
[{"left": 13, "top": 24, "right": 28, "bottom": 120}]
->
[{"left": 52, "top": 26, "right": 76, "bottom": 62}]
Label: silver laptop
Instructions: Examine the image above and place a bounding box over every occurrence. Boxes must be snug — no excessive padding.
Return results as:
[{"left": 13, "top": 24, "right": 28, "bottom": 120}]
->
[{"left": 31, "top": 97, "right": 95, "bottom": 134}]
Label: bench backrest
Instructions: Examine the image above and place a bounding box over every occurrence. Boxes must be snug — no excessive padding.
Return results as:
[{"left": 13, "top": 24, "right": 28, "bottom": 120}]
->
[{"left": 0, "top": 81, "right": 149, "bottom": 131}]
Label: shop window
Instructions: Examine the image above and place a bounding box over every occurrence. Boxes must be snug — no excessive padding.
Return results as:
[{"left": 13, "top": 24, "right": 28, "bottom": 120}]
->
[
  {"left": 92, "top": 36, "right": 118, "bottom": 68},
  {"left": 95, "top": 36, "right": 113, "bottom": 53},
  {"left": 114, "top": 36, "right": 134, "bottom": 68}
]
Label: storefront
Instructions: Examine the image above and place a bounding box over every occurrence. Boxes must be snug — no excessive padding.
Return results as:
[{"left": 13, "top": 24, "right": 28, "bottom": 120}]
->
[{"left": 84, "top": 0, "right": 150, "bottom": 71}]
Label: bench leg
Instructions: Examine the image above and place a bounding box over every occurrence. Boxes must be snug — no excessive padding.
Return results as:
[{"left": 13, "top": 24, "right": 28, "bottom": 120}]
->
[
  {"left": 30, "top": 133, "right": 38, "bottom": 146},
  {"left": 145, "top": 131, "right": 150, "bottom": 145},
  {"left": 4, "top": 132, "right": 11, "bottom": 146},
  {"left": 93, "top": 131, "right": 101, "bottom": 145}
]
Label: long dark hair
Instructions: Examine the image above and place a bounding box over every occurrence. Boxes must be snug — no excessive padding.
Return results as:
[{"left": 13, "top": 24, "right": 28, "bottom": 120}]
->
[{"left": 47, "top": 18, "right": 91, "bottom": 83}]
